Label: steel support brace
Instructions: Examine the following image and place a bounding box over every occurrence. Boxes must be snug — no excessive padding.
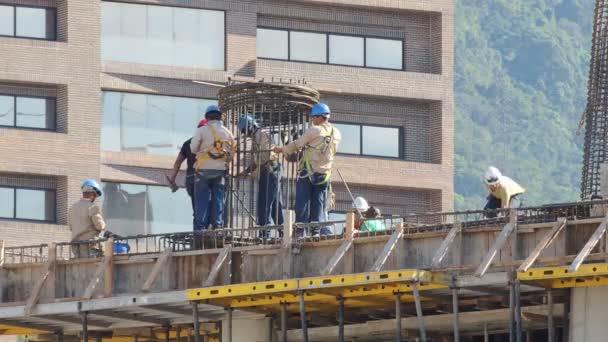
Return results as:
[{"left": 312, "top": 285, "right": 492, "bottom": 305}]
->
[
  {"left": 395, "top": 293, "right": 402, "bottom": 342},
  {"left": 548, "top": 289, "right": 554, "bottom": 342},
  {"left": 227, "top": 308, "right": 233, "bottom": 342},
  {"left": 338, "top": 298, "right": 345, "bottom": 342},
  {"left": 281, "top": 303, "right": 288, "bottom": 342},
  {"left": 177, "top": 326, "right": 182, "bottom": 342},
  {"left": 412, "top": 283, "right": 427, "bottom": 342},
  {"left": 515, "top": 281, "right": 522, "bottom": 342},
  {"left": 509, "top": 281, "right": 515, "bottom": 342},
  {"left": 452, "top": 288, "right": 460, "bottom": 342},
  {"left": 475, "top": 222, "right": 517, "bottom": 277},
  {"left": 165, "top": 325, "right": 170, "bottom": 342},
  {"left": 484, "top": 324, "right": 489, "bottom": 342},
  {"left": 191, "top": 302, "right": 201, "bottom": 342},
  {"left": 299, "top": 291, "right": 309, "bottom": 342},
  {"left": 81, "top": 312, "right": 88, "bottom": 342}
]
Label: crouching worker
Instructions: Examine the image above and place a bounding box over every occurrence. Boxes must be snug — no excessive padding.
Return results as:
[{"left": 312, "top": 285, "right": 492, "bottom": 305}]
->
[
  {"left": 68, "top": 179, "right": 106, "bottom": 258},
  {"left": 352, "top": 197, "right": 386, "bottom": 232},
  {"left": 191, "top": 105, "right": 236, "bottom": 231},
  {"left": 483, "top": 166, "right": 525, "bottom": 218}
]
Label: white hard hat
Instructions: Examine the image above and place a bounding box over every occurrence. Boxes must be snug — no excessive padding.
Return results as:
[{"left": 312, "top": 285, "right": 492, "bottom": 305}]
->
[
  {"left": 353, "top": 197, "right": 370, "bottom": 211},
  {"left": 484, "top": 166, "right": 502, "bottom": 186}
]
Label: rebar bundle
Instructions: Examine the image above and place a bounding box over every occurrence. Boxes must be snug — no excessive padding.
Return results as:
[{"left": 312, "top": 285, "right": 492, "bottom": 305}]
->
[
  {"left": 581, "top": 0, "right": 608, "bottom": 199},
  {"left": 219, "top": 81, "right": 320, "bottom": 228}
]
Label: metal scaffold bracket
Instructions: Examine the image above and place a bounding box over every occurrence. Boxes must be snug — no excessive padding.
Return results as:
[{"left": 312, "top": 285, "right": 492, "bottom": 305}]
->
[
  {"left": 569, "top": 214, "right": 608, "bottom": 272},
  {"left": 475, "top": 221, "right": 517, "bottom": 277},
  {"left": 431, "top": 222, "right": 461, "bottom": 268},
  {"left": 518, "top": 218, "right": 567, "bottom": 272}
]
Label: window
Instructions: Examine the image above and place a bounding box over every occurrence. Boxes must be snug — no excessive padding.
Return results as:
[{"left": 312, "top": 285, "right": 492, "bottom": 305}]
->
[
  {"left": 0, "top": 95, "right": 56, "bottom": 130},
  {"left": 257, "top": 28, "right": 404, "bottom": 70},
  {"left": 333, "top": 122, "right": 401, "bottom": 158},
  {"left": 102, "top": 2, "right": 225, "bottom": 70},
  {"left": 0, "top": 5, "right": 56, "bottom": 40},
  {"left": 101, "top": 91, "right": 217, "bottom": 156},
  {"left": 0, "top": 186, "right": 55, "bottom": 222},
  {"left": 101, "top": 182, "right": 192, "bottom": 236}
]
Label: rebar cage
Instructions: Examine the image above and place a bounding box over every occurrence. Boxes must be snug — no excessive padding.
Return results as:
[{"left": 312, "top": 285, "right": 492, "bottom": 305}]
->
[{"left": 219, "top": 80, "right": 320, "bottom": 229}]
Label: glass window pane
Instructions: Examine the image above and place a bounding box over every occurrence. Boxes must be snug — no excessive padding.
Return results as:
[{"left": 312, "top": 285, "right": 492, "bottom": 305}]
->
[
  {"left": 0, "top": 187, "right": 14, "bottom": 218},
  {"left": 257, "top": 28, "right": 288, "bottom": 60},
  {"left": 16, "top": 97, "right": 52, "bottom": 129},
  {"left": 290, "top": 31, "right": 327, "bottom": 63},
  {"left": 16, "top": 7, "right": 54, "bottom": 39},
  {"left": 366, "top": 38, "right": 403, "bottom": 70},
  {"left": 332, "top": 123, "right": 360, "bottom": 154},
  {"left": 101, "top": 91, "right": 215, "bottom": 156},
  {"left": 0, "top": 95, "right": 14, "bottom": 126},
  {"left": 0, "top": 5, "right": 14, "bottom": 36},
  {"left": 16, "top": 189, "right": 54, "bottom": 221},
  {"left": 329, "top": 35, "right": 364, "bottom": 66},
  {"left": 101, "top": 2, "right": 225, "bottom": 70},
  {"left": 328, "top": 212, "right": 346, "bottom": 235},
  {"left": 362, "top": 126, "right": 400, "bottom": 157},
  {"left": 147, "top": 185, "right": 192, "bottom": 234}
]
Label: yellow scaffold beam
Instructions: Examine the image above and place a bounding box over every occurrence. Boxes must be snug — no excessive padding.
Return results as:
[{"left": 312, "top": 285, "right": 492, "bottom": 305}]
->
[
  {"left": 518, "top": 263, "right": 608, "bottom": 289},
  {"left": 0, "top": 324, "right": 49, "bottom": 336},
  {"left": 186, "top": 269, "right": 447, "bottom": 314}
]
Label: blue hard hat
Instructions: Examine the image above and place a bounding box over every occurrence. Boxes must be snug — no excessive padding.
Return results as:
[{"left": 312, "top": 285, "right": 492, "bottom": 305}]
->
[
  {"left": 311, "top": 103, "right": 331, "bottom": 117},
  {"left": 205, "top": 104, "right": 221, "bottom": 115},
  {"left": 82, "top": 179, "right": 102, "bottom": 197},
  {"left": 237, "top": 115, "right": 258, "bottom": 132}
]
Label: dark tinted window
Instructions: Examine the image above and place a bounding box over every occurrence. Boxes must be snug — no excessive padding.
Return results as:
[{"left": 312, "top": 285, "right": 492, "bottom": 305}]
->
[
  {"left": 333, "top": 122, "right": 401, "bottom": 158},
  {"left": 0, "top": 186, "right": 55, "bottom": 222}
]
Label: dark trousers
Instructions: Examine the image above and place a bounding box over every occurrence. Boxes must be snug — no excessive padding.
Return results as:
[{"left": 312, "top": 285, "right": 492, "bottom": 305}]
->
[
  {"left": 257, "top": 164, "right": 284, "bottom": 227},
  {"left": 484, "top": 194, "right": 522, "bottom": 218},
  {"left": 194, "top": 170, "right": 226, "bottom": 230},
  {"left": 295, "top": 171, "right": 331, "bottom": 236}
]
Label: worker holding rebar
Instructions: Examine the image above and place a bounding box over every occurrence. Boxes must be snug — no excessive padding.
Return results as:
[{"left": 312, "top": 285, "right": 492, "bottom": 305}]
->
[
  {"left": 237, "top": 115, "right": 284, "bottom": 233},
  {"left": 273, "top": 103, "right": 341, "bottom": 236},
  {"left": 483, "top": 166, "right": 525, "bottom": 218},
  {"left": 167, "top": 118, "right": 208, "bottom": 225},
  {"left": 68, "top": 179, "right": 106, "bottom": 258},
  {"left": 191, "top": 105, "right": 236, "bottom": 230}
]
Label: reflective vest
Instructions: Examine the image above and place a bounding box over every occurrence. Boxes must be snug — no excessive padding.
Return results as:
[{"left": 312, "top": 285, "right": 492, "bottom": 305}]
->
[
  {"left": 194, "top": 125, "right": 235, "bottom": 170},
  {"left": 299, "top": 126, "right": 337, "bottom": 185}
]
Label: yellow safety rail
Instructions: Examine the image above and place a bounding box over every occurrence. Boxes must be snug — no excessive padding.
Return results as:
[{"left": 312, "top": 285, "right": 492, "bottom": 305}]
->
[
  {"left": 187, "top": 269, "right": 448, "bottom": 314},
  {"left": 518, "top": 263, "right": 608, "bottom": 288}
]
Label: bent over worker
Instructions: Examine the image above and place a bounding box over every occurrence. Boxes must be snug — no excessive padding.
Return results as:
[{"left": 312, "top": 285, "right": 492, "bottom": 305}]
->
[
  {"left": 191, "top": 105, "right": 236, "bottom": 230},
  {"left": 68, "top": 179, "right": 106, "bottom": 258},
  {"left": 274, "top": 103, "right": 341, "bottom": 236},
  {"left": 483, "top": 166, "right": 525, "bottom": 218},
  {"left": 238, "top": 115, "right": 284, "bottom": 228}
]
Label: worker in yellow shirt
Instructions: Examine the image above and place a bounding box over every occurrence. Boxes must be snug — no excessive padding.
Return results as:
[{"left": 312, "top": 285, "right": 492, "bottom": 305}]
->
[{"left": 483, "top": 166, "right": 525, "bottom": 218}]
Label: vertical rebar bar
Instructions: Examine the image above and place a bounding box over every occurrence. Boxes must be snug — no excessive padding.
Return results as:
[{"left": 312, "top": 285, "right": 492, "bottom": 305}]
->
[
  {"left": 81, "top": 312, "right": 88, "bottom": 342},
  {"left": 509, "top": 281, "right": 515, "bottom": 342},
  {"left": 515, "top": 281, "right": 522, "bottom": 342}
]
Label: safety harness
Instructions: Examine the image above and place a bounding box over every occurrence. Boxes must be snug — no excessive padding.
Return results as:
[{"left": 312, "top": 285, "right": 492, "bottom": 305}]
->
[
  {"left": 299, "top": 125, "right": 337, "bottom": 185},
  {"left": 194, "top": 124, "right": 235, "bottom": 170}
]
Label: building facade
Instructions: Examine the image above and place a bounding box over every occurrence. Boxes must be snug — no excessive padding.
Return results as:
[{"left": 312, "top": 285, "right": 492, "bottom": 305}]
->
[{"left": 0, "top": 0, "right": 453, "bottom": 246}]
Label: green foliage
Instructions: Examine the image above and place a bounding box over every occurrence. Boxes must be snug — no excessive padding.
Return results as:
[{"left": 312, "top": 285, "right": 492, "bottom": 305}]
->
[{"left": 455, "top": 0, "right": 593, "bottom": 210}]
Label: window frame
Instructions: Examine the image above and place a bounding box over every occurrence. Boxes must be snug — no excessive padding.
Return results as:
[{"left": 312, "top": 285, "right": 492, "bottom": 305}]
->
[
  {"left": 0, "top": 185, "right": 56, "bottom": 223},
  {"left": 333, "top": 121, "right": 403, "bottom": 159},
  {"left": 0, "top": 4, "right": 57, "bottom": 41},
  {"left": 257, "top": 26, "right": 405, "bottom": 71},
  {"left": 0, "top": 93, "right": 57, "bottom": 131}
]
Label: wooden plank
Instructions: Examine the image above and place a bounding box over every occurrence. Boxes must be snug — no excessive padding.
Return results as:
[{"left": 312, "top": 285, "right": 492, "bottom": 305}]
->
[
  {"left": 83, "top": 255, "right": 113, "bottom": 300},
  {"left": 320, "top": 241, "right": 353, "bottom": 276},
  {"left": 475, "top": 222, "right": 517, "bottom": 277},
  {"left": 282, "top": 210, "right": 294, "bottom": 279},
  {"left": 370, "top": 224, "right": 404, "bottom": 272},
  {"left": 569, "top": 214, "right": 608, "bottom": 272},
  {"left": 24, "top": 243, "right": 56, "bottom": 316},
  {"left": 430, "top": 222, "right": 461, "bottom": 268},
  {"left": 203, "top": 247, "right": 231, "bottom": 287},
  {"left": 517, "top": 219, "right": 567, "bottom": 272},
  {"left": 103, "top": 239, "right": 114, "bottom": 297},
  {"left": 142, "top": 248, "right": 173, "bottom": 293}
]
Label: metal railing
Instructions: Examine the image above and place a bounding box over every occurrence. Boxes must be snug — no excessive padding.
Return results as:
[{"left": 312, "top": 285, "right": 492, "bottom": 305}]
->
[{"left": 3, "top": 244, "right": 49, "bottom": 264}]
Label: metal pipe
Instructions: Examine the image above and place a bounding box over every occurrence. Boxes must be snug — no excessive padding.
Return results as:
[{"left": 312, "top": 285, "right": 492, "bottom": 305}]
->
[
  {"left": 548, "top": 289, "right": 554, "bottom": 342},
  {"left": 484, "top": 323, "right": 489, "bottom": 342},
  {"left": 227, "top": 308, "right": 233, "bottom": 342},
  {"left": 338, "top": 297, "right": 345, "bottom": 342},
  {"left": 509, "top": 281, "right": 515, "bottom": 342},
  {"left": 177, "top": 326, "right": 182, "bottom": 342},
  {"left": 515, "top": 281, "right": 522, "bottom": 342},
  {"left": 165, "top": 325, "right": 170, "bottom": 342},
  {"left": 412, "top": 283, "right": 427, "bottom": 342},
  {"left": 299, "top": 291, "right": 309, "bottom": 342},
  {"left": 81, "top": 312, "right": 88, "bottom": 342},
  {"left": 281, "top": 303, "right": 288, "bottom": 342},
  {"left": 395, "top": 293, "right": 402, "bottom": 342},
  {"left": 191, "top": 302, "right": 201, "bottom": 342},
  {"left": 452, "top": 288, "right": 460, "bottom": 342}
]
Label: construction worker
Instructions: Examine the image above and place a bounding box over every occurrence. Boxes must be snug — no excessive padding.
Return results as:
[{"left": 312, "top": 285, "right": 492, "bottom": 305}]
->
[
  {"left": 68, "top": 179, "right": 106, "bottom": 258},
  {"left": 273, "top": 103, "right": 341, "bottom": 236},
  {"left": 352, "top": 197, "right": 386, "bottom": 232},
  {"left": 483, "top": 166, "right": 525, "bottom": 218},
  {"left": 167, "top": 119, "right": 208, "bottom": 223},
  {"left": 237, "top": 115, "right": 284, "bottom": 230},
  {"left": 191, "top": 105, "right": 236, "bottom": 230}
]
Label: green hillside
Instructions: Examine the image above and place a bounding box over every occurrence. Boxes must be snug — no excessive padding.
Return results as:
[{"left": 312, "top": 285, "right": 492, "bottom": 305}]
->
[{"left": 455, "top": 0, "right": 594, "bottom": 209}]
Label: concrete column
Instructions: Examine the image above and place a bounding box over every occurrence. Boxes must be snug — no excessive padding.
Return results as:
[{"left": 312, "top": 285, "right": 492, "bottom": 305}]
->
[{"left": 570, "top": 286, "right": 608, "bottom": 342}]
